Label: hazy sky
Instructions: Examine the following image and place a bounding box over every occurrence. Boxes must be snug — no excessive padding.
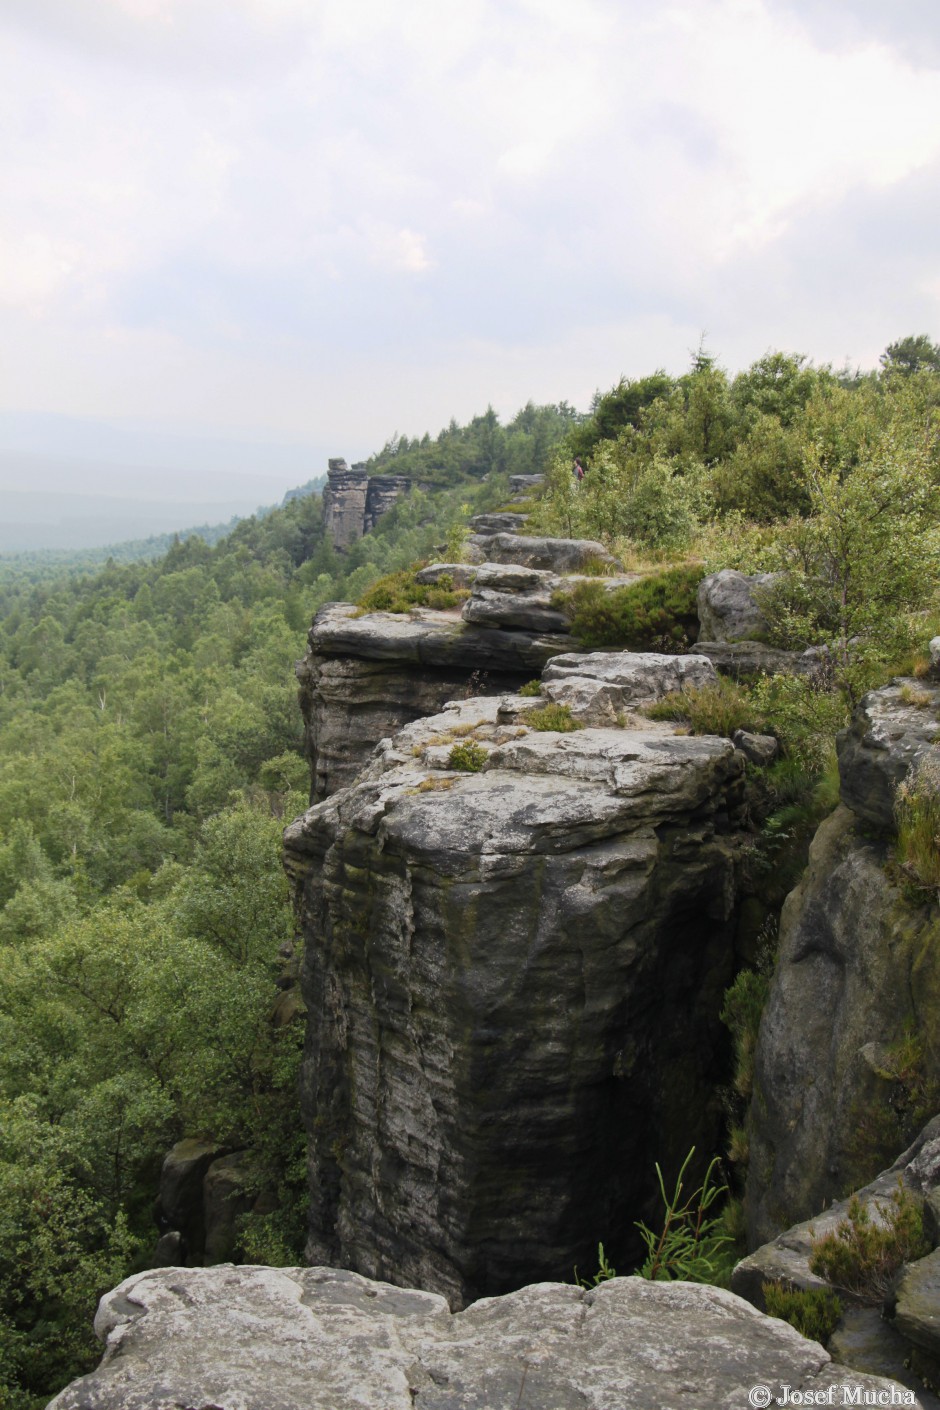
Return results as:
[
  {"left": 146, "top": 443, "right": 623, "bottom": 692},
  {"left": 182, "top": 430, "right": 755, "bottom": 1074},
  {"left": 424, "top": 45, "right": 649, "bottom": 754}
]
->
[{"left": 2, "top": 0, "right": 940, "bottom": 527}]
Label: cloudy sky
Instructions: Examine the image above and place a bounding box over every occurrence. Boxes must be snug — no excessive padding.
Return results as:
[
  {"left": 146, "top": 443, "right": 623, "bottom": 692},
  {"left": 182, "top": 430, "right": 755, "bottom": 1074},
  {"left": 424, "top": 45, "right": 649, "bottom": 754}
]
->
[{"left": 2, "top": 0, "right": 939, "bottom": 543}]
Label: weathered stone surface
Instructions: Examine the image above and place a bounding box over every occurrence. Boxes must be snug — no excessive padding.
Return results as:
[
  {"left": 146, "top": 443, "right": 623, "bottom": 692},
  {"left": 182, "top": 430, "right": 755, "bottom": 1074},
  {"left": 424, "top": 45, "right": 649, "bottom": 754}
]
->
[
  {"left": 155, "top": 1138, "right": 225, "bottom": 1263},
  {"left": 829, "top": 1307, "right": 940, "bottom": 1409},
  {"left": 285, "top": 693, "right": 747, "bottom": 1307},
  {"left": 733, "top": 730, "right": 779, "bottom": 766},
  {"left": 837, "top": 680, "right": 940, "bottom": 832},
  {"left": 894, "top": 1249, "right": 940, "bottom": 1359},
  {"left": 364, "top": 474, "right": 410, "bottom": 533},
  {"left": 413, "top": 562, "right": 480, "bottom": 588},
  {"left": 467, "top": 512, "right": 528, "bottom": 535},
  {"left": 539, "top": 650, "right": 717, "bottom": 726},
  {"left": 203, "top": 1152, "right": 256, "bottom": 1265},
  {"left": 322, "top": 460, "right": 369, "bottom": 550},
  {"left": 296, "top": 605, "right": 570, "bottom": 799},
  {"left": 735, "top": 1116, "right": 940, "bottom": 1306},
  {"left": 50, "top": 1266, "right": 917, "bottom": 1410},
  {"left": 509, "top": 472, "right": 544, "bottom": 495},
  {"left": 929, "top": 637, "right": 940, "bottom": 676},
  {"left": 696, "top": 640, "right": 821, "bottom": 677},
  {"left": 696, "top": 569, "right": 778, "bottom": 642},
  {"left": 461, "top": 562, "right": 570, "bottom": 634},
  {"left": 467, "top": 532, "right": 618, "bottom": 572},
  {"left": 745, "top": 804, "right": 940, "bottom": 1246}
]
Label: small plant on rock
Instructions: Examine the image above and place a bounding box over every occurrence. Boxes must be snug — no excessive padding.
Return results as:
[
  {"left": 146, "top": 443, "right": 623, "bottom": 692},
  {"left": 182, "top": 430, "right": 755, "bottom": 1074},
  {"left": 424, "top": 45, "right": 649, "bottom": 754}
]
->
[
  {"left": 645, "top": 678, "right": 762, "bottom": 738},
  {"left": 808, "top": 1182, "right": 928, "bottom": 1302},
  {"left": 895, "top": 756, "right": 940, "bottom": 897},
  {"left": 762, "top": 1282, "right": 843, "bottom": 1344},
  {"left": 518, "top": 679, "right": 543, "bottom": 697},
  {"left": 524, "top": 702, "right": 583, "bottom": 732},
  {"left": 448, "top": 741, "right": 488, "bottom": 772},
  {"left": 635, "top": 1148, "right": 731, "bottom": 1283}
]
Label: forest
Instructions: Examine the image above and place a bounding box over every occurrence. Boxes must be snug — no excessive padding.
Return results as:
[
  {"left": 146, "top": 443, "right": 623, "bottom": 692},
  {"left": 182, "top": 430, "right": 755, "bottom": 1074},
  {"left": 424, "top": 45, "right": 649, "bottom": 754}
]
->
[{"left": 2, "top": 342, "right": 939, "bottom": 1408}]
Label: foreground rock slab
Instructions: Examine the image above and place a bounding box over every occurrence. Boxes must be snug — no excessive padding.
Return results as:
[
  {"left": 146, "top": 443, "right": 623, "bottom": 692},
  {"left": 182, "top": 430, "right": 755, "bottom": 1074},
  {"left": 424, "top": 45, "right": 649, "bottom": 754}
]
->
[{"left": 49, "top": 1266, "right": 920, "bottom": 1410}]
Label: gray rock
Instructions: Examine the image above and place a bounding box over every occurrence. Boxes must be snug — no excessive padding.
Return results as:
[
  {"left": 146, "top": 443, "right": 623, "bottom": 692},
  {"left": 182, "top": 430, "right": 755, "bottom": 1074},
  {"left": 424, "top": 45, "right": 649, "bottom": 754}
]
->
[
  {"left": 735, "top": 1116, "right": 940, "bottom": 1307},
  {"left": 49, "top": 1266, "right": 919, "bottom": 1410},
  {"left": 461, "top": 563, "right": 571, "bottom": 634},
  {"left": 837, "top": 680, "right": 940, "bottom": 832},
  {"left": 322, "top": 461, "right": 370, "bottom": 550},
  {"left": 733, "top": 730, "right": 779, "bottom": 766},
  {"left": 285, "top": 694, "right": 747, "bottom": 1307},
  {"left": 155, "top": 1138, "right": 226, "bottom": 1263},
  {"left": 363, "top": 475, "right": 410, "bottom": 534},
  {"left": 467, "top": 532, "right": 619, "bottom": 573},
  {"left": 413, "top": 563, "right": 480, "bottom": 588},
  {"left": 745, "top": 803, "right": 940, "bottom": 1246},
  {"left": 509, "top": 473, "right": 544, "bottom": 496},
  {"left": 297, "top": 604, "right": 570, "bottom": 798},
  {"left": 829, "top": 1307, "right": 940, "bottom": 1408},
  {"left": 202, "top": 1152, "right": 256, "bottom": 1265},
  {"left": 467, "top": 512, "right": 529, "bottom": 535},
  {"left": 894, "top": 1249, "right": 940, "bottom": 1359},
  {"left": 697, "top": 569, "right": 779, "bottom": 643},
  {"left": 696, "top": 640, "right": 821, "bottom": 677},
  {"left": 539, "top": 650, "right": 718, "bottom": 726},
  {"left": 929, "top": 637, "right": 940, "bottom": 677}
]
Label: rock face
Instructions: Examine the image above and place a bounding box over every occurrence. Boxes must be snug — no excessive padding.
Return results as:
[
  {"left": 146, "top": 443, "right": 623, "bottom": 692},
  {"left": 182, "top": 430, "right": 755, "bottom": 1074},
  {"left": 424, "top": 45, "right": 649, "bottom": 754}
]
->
[
  {"left": 696, "top": 569, "right": 778, "bottom": 642},
  {"left": 460, "top": 563, "right": 571, "bottom": 634},
  {"left": 296, "top": 603, "right": 569, "bottom": 800},
  {"left": 696, "top": 640, "right": 822, "bottom": 678},
  {"left": 509, "top": 472, "right": 544, "bottom": 496},
  {"left": 284, "top": 692, "right": 748, "bottom": 1307},
  {"left": 745, "top": 682, "right": 940, "bottom": 1246},
  {"left": 49, "top": 1266, "right": 918, "bottom": 1410},
  {"left": 837, "top": 680, "right": 940, "bottom": 830},
  {"left": 321, "top": 460, "right": 411, "bottom": 550}
]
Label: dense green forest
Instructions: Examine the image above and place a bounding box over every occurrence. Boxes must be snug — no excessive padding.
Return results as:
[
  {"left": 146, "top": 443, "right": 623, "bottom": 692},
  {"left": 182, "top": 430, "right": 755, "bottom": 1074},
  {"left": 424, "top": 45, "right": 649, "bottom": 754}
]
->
[{"left": 2, "top": 348, "right": 939, "bottom": 1408}]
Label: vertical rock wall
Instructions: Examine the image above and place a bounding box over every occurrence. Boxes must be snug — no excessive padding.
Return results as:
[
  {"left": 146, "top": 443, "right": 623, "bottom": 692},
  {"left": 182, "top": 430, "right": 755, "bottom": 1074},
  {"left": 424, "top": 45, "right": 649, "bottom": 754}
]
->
[{"left": 321, "top": 460, "right": 411, "bottom": 551}]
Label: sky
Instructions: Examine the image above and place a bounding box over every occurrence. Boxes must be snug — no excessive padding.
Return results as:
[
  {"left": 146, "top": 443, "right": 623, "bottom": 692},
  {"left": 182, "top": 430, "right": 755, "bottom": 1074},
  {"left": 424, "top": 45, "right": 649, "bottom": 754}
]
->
[{"left": 2, "top": 0, "right": 940, "bottom": 545}]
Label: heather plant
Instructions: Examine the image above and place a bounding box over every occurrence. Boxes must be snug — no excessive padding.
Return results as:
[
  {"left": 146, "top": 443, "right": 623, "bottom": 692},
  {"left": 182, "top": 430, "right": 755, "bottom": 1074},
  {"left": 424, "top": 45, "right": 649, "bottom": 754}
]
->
[
  {"left": 447, "top": 741, "right": 488, "bottom": 772},
  {"left": 762, "top": 1282, "right": 843, "bottom": 1344},
  {"left": 808, "top": 1183, "right": 928, "bottom": 1301},
  {"left": 561, "top": 565, "right": 702, "bottom": 650},
  {"left": 524, "top": 702, "right": 582, "bottom": 733}
]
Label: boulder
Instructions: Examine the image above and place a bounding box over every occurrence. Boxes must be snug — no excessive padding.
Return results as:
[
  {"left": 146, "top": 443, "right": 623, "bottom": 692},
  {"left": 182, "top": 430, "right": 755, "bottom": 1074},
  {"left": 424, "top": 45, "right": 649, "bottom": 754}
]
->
[
  {"left": 696, "top": 569, "right": 778, "bottom": 643},
  {"left": 509, "top": 473, "right": 544, "bottom": 496},
  {"left": 460, "top": 563, "right": 570, "bottom": 634},
  {"left": 837, "top": 680, "right": 940, "bottom": 832},
  {"left": 285, "top": 694, "right": 747, "bottom": 1307},
  {"left": 467, "top": 532, "right": 619, "bottom": 573},
  {"left": 733, "top": 730, "right": 779, "bottom": 766},
  {"left": 893, "top": 1249, "right": 940, "bottom": 1362},
  {"left": 202, "top": 1152, "right": 257, "bottom": 1265},
  {"left": 48, "top": 1267, "right": 918, "bottom": 1410},
  {"left": 928, "top": 637, "right": 940, "bottom": 678},
  {"left": 539, "top": 650, "right": 718, "bottom": 726}
]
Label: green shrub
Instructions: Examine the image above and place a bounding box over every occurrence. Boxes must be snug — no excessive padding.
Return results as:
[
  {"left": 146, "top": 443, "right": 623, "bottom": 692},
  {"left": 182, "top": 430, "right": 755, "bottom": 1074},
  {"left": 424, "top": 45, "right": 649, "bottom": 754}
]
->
[
  {"left": 518, "top": 679, "right": 543, "bottom": 697},
  {"left": 808, "top": 1183, "right": 928, "bottom": 1301},
  {"left": 721, "top": 969, "right": 771, "bottom": 1101},
  {"left": 895, "top": 755, "right": 940, "bottom": 897},
  {"left": 574, "top": 1242, "right": 618, "bottom": 1289},
  {"left": 562, "top": 564, "right": 703, "bottom": 650},
  {"left": 524, "top": 703, "right": 583, "bottom": 732},
  {"left": 448, "top": 741, "right": 488, "bottom": 772},
  {"left": 356, "top": 567, "right": 469, "bottom": 614},
  {"left": 635, "top": 1148, "right": 732, "bottom": 1284},
  {"left": 762, "top": 1282, "right": 843, "bottom": 1344},
  {"left": 645, "top": 678, "right": 762, "bottom": 737}
]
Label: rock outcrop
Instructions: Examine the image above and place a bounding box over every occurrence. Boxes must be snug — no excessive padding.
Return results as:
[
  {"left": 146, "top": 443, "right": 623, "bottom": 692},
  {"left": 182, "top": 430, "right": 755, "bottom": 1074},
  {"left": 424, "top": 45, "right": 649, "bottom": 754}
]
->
[
  {"left": 296, "top": 603, "right": 569, "bottom": 800},
  {"left": 466, "top": 532, "right": 618, "bottom": 572},
  {"left": 539, "top": 649, "right": 718, "bottom": 726},
  {"left": 745, "top": 681, "right": 940, "bottom": 1246},
  {"left": 321, "top": 460, "right": 411, "bottom": 551},
  {"left": 49, "top": 1267, "right": 919, "bottom": 1410},
  {"left": 285, "top": 689, "right": 748, "bottom": 1307}
]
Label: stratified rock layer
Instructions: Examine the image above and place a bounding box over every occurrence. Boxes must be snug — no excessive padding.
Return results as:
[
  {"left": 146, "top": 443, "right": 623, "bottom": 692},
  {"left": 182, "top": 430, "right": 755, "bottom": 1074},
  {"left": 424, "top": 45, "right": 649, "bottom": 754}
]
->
[
  {"left": 285, "top": 694, "right": 747, "bottom": 1307},
  {"left": 296, "top": 603, "right": 569, "bottom": 799},
  {"left": 48, "top": 1267, "right": 918, "bottom": 1410}
]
